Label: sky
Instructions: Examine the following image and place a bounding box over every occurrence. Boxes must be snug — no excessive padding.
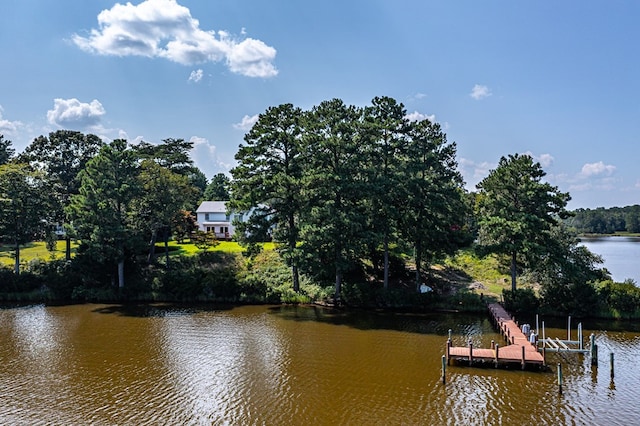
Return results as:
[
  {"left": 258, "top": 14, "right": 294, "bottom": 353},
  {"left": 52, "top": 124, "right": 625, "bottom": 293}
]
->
[{"left": 1, "top": 0, "right": 639, "bottom": 210}]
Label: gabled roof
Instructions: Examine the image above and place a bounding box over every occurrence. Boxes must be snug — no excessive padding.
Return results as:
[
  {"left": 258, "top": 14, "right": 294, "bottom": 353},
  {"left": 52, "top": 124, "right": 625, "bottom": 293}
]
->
[{"left": 196, "top": 201, "right": 228, "bottom": 213}]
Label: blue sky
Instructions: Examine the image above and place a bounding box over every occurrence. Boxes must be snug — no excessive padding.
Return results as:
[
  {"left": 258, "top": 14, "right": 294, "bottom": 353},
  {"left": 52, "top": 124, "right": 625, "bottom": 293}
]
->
[{"left": 1, "top": 0, "right": 639, "bottom": 209}]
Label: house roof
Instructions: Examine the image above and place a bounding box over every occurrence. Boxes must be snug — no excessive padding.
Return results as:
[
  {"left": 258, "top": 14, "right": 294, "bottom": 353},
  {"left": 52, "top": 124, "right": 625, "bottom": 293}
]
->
[{"left": 196, "top": 201, "right": 228, "bottom": 213}]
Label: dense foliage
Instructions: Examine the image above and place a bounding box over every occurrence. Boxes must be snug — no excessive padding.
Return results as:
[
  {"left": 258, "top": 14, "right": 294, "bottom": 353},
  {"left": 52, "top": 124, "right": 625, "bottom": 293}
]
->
[
  {"left": 231, "top": 97, "right": 472, "bottom": 300},
  {"left": 0, "top": 93, "right": 639, "bottom": 317},
  {"left": 564, "top": 205, "right": 640, "bottom": 234}
]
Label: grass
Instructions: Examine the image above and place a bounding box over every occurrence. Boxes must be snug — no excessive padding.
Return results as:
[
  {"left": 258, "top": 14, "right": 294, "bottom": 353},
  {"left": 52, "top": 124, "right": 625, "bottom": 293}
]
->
[
  {"left": 0, "top": 239, "right": 276, "bottom": 267},
  {"left": 0, "top": 240, "right": 78, "bottom": 267},
  {"left": 442, "top": 249, "right": 511, "bottom": 297}
]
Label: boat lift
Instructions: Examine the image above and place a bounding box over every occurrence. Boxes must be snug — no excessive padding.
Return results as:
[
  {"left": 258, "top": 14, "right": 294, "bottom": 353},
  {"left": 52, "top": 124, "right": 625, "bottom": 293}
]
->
[{"left": 536, "top": 315, "right": 591, "bottom": 354}]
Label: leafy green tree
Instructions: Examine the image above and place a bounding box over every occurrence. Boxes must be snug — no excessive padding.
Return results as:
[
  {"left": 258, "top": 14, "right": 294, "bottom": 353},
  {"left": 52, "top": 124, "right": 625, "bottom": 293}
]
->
[
  {"left": 134, "top": 138, "right": 194, "bottom": 174},
  {"left": 132, "top": 160, "right": 194, "bottom": 265},
  {"left": 230, "top": 103, "right": 305, "bottom": 292},
  {"left": 0, "top": 164, "right": 51, "bottom": 274},
  {"left": 133, "top": 138, "right": 204, "bottom": 210},
  {"left": 68, "top": 139, "right": 140, "bottom": 290},
  {"left": 399, "top": 119, "right": 469, "bottom": 290},
  {"left": 476, "top": 154, "right": 570, "bottom": 291},
  {"left": 187, "top": 167, "right": 208, "bottom": 209},
  {"left": 362, "top": 96, "right": 408, "bottom": 290},
  {"left": 204, "top": 173, "right": 231, "bottom": 200},
  {"left": 20, "top": 130, "right": 104, "bottom": 260},
  {"left": 172, "top": 209, "right": 198, "bottom": 243},
  {"left": 532, "top": 225, "right": 607, "bottom": 315},
  {"left": 0, "top": 135, "right": 15, "bottom": 165},
  {"left": 301, "top": 99, "right": 369, "bottom": 299}
]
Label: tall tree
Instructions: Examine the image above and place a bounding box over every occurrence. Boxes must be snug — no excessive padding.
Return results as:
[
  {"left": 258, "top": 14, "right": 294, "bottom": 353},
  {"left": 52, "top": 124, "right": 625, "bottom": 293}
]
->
[
  {"left": 133, "top": 138, "right": 204, "bottom": 209},
  {"left": 132, "top": 160, "right": 194, "bottom": 265},
  {"left": 230, "top": 103, "right": 305, "bottom": 292},
  {"left": 476, "top": 153, "right": 570, "bottom": 291},
  {"left": 0, "top": 164, "right": 50, "bottom": 274},
  {"left": 301, "top": 99, "right": 368, "bottom": 299},
  {"left": 399, "top": 119, "right": 468, "bottom": 290},
  {"left": 362, "top": 96, "right": 408, "bottom": 290},
  {"left": 20, "top": 130, "right": 104, "bottom": 259},
  {"left": 204, "top": 173, "right": 231, "bottom": 201},
  {"left": 0, "top": 135, "right": 15, "bottom": 165},
  {"left": 68, "top": 139, "right": 140, "bottom": 290}
]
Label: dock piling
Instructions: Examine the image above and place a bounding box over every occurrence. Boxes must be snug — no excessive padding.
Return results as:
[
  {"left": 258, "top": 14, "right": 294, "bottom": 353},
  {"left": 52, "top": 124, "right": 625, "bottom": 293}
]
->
[
  {"left": 441, "top": 355, "right": 446, "bottom": 384},
  {"left": 610, "top": 352, "right": 614, "bottom": 379},
  {"left": 558, "top": 363, "right": 563, "bottom": 395}
]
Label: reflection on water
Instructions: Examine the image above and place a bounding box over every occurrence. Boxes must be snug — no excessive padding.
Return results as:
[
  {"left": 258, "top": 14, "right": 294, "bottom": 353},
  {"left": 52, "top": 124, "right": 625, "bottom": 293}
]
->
[{"left": 1, "top": 304, "right": 639, "bottom": 425}]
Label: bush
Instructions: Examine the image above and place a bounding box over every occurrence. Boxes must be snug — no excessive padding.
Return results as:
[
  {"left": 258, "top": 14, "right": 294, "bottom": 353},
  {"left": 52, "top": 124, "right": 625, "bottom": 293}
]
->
[
  {"left": 598, "top": 280, "right": 640, "bottom": 317},
  {"left": 503, "top": 287, "right": 539, "bottom": 315}
]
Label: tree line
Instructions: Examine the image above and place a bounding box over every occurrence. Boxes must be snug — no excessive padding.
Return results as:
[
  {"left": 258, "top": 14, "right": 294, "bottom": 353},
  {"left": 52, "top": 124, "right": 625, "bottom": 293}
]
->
[
  {"left": 563, "top": 205, "right": 640, "bottom": 234},
  {"left": 0, "top": 96, "right": 626, "bottom": 316}
]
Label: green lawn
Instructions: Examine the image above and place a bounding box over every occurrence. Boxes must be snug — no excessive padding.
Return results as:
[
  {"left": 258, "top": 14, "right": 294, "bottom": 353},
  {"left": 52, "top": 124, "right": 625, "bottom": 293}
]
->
[
  {"left": 0, "top": 240, "right": 77, "bottom": 267},
  {"left": 0, "top": 239, "right": 275, "bottom": 267}
]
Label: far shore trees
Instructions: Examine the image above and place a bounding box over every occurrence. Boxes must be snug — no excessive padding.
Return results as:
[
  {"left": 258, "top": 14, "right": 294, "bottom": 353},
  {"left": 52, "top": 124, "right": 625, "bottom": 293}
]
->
[{"left": 475, "top": 153, "right": 571, "bottom": 292}]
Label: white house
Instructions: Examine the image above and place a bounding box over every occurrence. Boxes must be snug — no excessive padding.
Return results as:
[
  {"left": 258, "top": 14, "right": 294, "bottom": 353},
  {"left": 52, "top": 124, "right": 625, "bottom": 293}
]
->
[{"left": 195, "top": 201, "right": 244, "bottom": 240}]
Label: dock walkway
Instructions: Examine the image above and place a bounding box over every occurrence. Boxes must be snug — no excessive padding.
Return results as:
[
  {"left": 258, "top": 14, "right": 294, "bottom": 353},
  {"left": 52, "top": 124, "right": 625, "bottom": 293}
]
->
[{"left": 446, "top": 303, "right": 545, "bottom": 369}]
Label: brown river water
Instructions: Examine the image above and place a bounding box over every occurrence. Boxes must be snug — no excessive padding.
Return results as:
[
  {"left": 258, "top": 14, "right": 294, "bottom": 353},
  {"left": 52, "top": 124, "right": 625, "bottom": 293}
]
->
[{"left": 1, "top": 304, "right": 639, "bottom": 425}]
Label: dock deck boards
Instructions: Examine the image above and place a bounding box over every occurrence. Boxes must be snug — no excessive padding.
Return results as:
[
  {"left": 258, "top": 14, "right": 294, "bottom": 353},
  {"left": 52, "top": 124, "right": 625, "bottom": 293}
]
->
[{"left": 446, "top": 303, "right": 545, "bottom": 368}]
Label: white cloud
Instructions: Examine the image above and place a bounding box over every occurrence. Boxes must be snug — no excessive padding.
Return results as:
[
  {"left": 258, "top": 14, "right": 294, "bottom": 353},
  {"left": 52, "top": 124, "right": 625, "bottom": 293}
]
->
[
  {"left": 458, "top": 158, "right": 496, "bottom": 191},
  {"left": 580, "top": 161, "right": 616, "bottom": 178},
  {"left": 0, "top": 105, "right": 23, "bottom": 135},
  {"left": 188, "top": 69, "right": 203, "bottom": 83},
  {"left": 523, "top": 151, "right": 554, "bottom": 168},
  {"left": 470, "top": 84, "right": 492, "bottom": 100},
  {"left": 233, "top": 114, "right": 259, "bottom": 131},
  {"left": 405, "top": 111, "right": 436, "bottom": 123},
  {"left": 190, "top": 136, "right": 232, "bottom": 178},
  {"left": 72, "top": 0, "right": 278, "bottom": 78},
  {"left": 47, "top": 98, "right": 106, "bottom": 128}
]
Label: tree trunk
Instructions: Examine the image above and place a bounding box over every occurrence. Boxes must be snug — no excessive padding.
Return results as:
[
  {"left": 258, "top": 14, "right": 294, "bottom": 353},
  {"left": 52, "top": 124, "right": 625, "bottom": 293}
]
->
[
  {"left": 13, "top": 242, "right": 20, "bottom": 275},
  {"left": 147, "top": 228, "right": 158, "bottom": 264},
  {"left": 118, "top": 259, "right": 125, "bottom": 289},
  {"left": 383, "top": 232, "right": 389, "bottom": 291},
  {"left": 415, "top": 240, "right": 422, "bottom": 292},
  {"left": 292, "top": 265, "right": 300, "bottom": 293},
  {"left": 65, "top": 236, "right": 71, "bottom": 261},
  {"left": 510, "top": 251, "right": 517, "bottom": 292},
  {"left": 163, "top": 226, "right": 170, "bottom": 268}
]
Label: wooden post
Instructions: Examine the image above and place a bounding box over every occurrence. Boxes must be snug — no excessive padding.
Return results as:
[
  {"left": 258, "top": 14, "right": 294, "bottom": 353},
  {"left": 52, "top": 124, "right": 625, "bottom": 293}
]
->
[
  {"left": 567, "top": 316, "right": 571, "bottom": 341},
  {"left": 542, "top": 321, "right": 546, "bottom": 343},
  {"left": 521, "top": 345, "right": 526, "bottom": 370},
  {"left": 469, "top": 341, "right": 473, "bottom": 364},
  {"left": 441, "top": 355, "right": 446, "bottom": 384},
  {"left": 494, "top": 344, "right": 499, "bottom": 368},
  {"left": 542, "top": 346, "right": 546, "bottom": 367},
  {"left": 578, "top": 323, "right": 583, "bottom": 350},
  {"left": 491, "top": 340, "right": 495, "bottom": 350},
  {"left": 590, "top": 334, "right": 597, "bottom": 366},
  {"left": 558, "top": 363, "right": 563, "bottom": 395},
  {"left": 610, "top": 352, "right": 614, "bottom": 379},
  {"left": 536, "top": 314, "right": 539, "bottom": 336},
  {"left": 446, "top": 339, "right": 451, "bottom": 366}
]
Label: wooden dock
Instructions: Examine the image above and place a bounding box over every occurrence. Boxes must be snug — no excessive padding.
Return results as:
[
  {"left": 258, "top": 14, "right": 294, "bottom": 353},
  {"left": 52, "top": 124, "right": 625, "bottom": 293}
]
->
[{"left": 446, "top": 303, "right": 545, "bottom": 369}]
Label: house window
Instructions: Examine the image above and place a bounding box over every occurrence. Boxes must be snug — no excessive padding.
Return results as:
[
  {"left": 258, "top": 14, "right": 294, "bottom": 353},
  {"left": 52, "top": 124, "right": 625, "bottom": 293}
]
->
[
  {"left": 205, "top": 213, "right": 210, "bottom": 221},
  {"left": 225, "top": 214, "right": 230, "bottom": 221}
]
